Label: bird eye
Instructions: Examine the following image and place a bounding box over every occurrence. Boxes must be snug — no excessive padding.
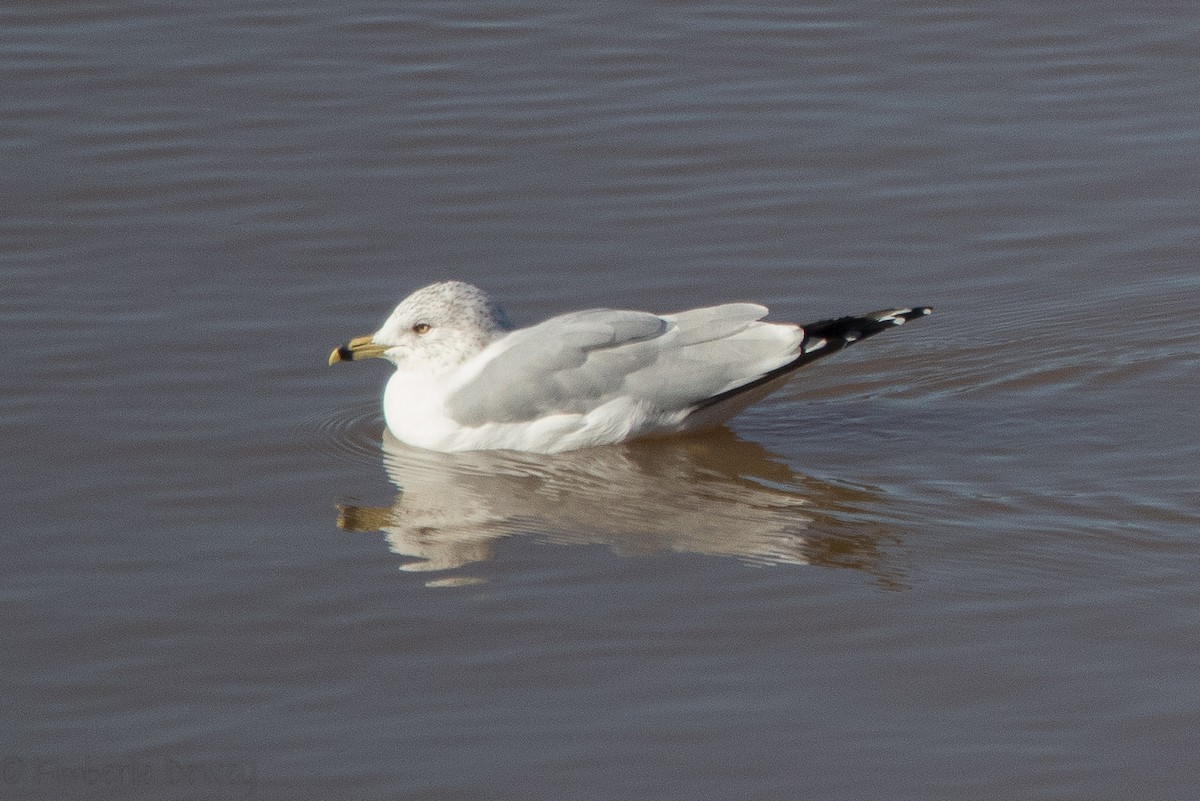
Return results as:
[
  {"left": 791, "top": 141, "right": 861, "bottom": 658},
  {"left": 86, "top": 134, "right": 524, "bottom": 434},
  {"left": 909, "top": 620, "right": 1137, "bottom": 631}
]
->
[{"left": 411, "top": 323, "right": 431, "bottom": 335}]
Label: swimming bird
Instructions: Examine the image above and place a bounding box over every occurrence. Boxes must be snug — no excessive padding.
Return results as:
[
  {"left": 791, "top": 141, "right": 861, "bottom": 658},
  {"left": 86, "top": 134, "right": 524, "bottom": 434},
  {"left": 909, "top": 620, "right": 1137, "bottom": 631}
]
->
[{"left": 330, "top": 281, "right": 930, "bottom": 453}]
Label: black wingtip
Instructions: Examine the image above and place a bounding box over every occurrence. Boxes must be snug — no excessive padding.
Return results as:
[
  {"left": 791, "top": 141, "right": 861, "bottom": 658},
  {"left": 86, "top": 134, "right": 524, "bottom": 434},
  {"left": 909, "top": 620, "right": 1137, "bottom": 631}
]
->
[
  {"left": 802, "top": 305, "right": 931, "bottom": 344},
  {"left": 687, "top": 303, "right": 930, "bottom": 416},
  {"left": 890, "top": 306, "right": 932, "bottom": 324}
]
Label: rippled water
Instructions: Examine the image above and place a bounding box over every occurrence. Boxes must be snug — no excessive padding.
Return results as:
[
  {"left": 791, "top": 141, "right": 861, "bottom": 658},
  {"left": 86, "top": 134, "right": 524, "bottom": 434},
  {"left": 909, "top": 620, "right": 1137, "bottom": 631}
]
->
[{"left": 4, "top": 2, "right": 1199, "bottom": 799}]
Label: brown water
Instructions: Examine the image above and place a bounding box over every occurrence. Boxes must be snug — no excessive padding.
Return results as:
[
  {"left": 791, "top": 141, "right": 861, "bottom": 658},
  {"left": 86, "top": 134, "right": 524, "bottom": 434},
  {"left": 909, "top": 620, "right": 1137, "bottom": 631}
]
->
[{"left": 4, "top": 2, "right": 1199, "bottom": 799}]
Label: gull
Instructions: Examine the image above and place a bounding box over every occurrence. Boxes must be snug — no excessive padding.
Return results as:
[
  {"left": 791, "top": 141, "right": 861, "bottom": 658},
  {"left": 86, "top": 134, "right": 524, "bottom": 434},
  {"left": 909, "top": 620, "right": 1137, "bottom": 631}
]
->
[{"left": 330, "top": 281, "right": 930, "bottom": 453}]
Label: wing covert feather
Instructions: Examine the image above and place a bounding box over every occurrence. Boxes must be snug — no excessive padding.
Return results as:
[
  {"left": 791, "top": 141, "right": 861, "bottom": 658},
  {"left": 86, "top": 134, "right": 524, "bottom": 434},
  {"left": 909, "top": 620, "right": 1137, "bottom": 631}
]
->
[{"left": 445, "top": 305, "right": 801, "bottom": 427}]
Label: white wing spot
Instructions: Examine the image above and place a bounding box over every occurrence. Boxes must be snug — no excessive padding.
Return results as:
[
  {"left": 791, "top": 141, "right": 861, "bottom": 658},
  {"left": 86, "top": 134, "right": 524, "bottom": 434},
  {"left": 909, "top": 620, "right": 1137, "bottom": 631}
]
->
[{"left": 802, "top": 337, "right": 827, "bottom": 353}]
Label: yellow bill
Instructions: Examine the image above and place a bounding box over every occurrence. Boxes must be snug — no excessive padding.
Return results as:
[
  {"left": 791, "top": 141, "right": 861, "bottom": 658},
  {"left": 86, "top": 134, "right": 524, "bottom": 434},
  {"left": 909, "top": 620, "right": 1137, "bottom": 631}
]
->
[{"left": 329, "top": 335, "right": 388, "bottom": 365}]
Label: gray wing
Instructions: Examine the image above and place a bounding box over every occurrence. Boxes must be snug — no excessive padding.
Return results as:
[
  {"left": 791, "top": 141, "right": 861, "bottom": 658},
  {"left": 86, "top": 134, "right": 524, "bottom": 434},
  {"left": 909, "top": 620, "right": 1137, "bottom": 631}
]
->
[{"left": 446, "top": 304, "right": 801, "bottom": 426}]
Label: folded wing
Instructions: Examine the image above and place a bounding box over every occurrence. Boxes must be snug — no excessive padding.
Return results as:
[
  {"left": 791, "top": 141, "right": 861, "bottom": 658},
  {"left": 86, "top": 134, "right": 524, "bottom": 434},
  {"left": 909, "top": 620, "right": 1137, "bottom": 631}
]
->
[{"left": 446, "top": 304, "right": 804, "bottom": 427}]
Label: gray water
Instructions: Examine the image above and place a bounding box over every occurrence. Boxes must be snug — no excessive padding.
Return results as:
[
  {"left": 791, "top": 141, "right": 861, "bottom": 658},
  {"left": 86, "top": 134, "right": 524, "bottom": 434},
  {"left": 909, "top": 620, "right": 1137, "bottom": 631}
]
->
[{"left": 3, "top": 2, "right": 1199, "bottom": 799}]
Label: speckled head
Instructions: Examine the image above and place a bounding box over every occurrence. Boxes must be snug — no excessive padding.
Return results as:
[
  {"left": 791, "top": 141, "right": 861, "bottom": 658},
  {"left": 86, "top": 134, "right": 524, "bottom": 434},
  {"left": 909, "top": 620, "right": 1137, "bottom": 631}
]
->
[{"left": 363, "top": 281, "right": 515, "bottom": 373}]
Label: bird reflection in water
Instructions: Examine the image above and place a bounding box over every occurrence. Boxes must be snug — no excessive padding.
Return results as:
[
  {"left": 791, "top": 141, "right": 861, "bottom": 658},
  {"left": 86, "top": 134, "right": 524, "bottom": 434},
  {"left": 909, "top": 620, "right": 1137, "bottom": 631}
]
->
[{"left": 337, "top": 428, "right": 907, "bottom": 589}]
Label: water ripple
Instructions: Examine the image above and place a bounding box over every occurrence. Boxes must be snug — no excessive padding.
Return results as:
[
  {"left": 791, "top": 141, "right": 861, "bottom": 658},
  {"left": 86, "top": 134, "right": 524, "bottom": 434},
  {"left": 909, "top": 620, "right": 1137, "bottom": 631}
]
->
[{"left": 308, "top": 400, "right": 385, "bottom": 466}]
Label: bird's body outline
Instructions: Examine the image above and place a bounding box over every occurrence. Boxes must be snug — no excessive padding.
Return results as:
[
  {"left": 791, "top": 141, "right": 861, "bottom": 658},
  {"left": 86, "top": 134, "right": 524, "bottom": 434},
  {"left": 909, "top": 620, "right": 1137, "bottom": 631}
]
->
[{"left": 330, "top": 280, "right": 931, "bottom": 453}]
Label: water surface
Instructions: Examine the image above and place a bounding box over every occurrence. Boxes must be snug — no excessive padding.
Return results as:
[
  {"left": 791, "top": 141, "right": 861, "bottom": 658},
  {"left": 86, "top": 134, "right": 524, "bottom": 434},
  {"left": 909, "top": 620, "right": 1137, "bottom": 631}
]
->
[{"left": 3, "top": 1, "right": 1199, "bottom": 799}]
